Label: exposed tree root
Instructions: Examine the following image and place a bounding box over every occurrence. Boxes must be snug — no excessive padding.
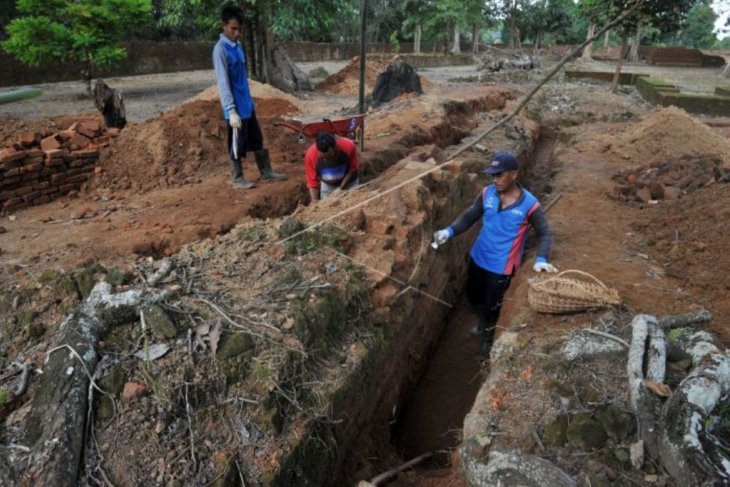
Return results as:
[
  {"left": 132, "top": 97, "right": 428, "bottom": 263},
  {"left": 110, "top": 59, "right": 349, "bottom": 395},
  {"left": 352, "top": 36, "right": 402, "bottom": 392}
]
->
[{"left": 14, "top": 274, "right": 177, "bottom": 486}]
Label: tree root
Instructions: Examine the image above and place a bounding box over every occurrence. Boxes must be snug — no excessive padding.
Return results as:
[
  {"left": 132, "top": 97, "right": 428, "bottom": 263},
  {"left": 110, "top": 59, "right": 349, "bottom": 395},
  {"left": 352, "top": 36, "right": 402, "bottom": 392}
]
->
[
  {"left": 17, "top": 280, "right": 178, "bottom": 487},
  {"left": 658, "top": 329, "right": 730, "bottom": 485},
  {"left": 628, "top": 312, "right": 730, "bottom": 484}
]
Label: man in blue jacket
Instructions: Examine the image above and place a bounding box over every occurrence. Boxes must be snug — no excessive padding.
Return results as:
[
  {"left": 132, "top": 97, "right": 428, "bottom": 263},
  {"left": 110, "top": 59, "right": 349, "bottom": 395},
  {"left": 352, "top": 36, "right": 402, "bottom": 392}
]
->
[
  {"left": 433, "top": 152, "right": 557, "bottom": 359},
  {"left": 213, "top": 6, "right": 287, "bottom": 189}
]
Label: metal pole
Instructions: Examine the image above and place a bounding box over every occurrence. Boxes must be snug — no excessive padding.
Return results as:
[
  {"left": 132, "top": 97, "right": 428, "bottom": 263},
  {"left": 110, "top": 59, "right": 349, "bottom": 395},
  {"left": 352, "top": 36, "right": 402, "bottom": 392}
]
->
[{"left": 358, "top": 0, "right": 368, "bottom": 151}]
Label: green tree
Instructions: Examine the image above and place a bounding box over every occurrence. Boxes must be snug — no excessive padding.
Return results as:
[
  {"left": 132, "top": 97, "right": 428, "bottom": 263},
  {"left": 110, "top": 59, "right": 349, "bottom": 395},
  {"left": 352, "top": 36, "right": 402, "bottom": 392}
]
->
[
  {"left": 2, "top": 0, "right": 152, "bottom": 89},
  {"left": 676, "top": 1, "right": 717, "bottom": 48},
  {"left": 157, "top": 0, "right": 220, "bottom": 40}
]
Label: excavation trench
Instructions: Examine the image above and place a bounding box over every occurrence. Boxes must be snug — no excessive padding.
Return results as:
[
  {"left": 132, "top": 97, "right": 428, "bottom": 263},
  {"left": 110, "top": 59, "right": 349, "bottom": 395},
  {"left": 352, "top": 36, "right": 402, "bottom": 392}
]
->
[{"left": 386, "top": 127, "right": 557, "bottom": 479}]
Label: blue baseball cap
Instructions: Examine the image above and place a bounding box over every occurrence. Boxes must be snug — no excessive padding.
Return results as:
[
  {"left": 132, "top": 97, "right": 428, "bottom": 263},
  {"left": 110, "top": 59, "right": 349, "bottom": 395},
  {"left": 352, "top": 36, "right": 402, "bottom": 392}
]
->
[{"left": 485, "top": 152, "right": 519, "bottom": 174}]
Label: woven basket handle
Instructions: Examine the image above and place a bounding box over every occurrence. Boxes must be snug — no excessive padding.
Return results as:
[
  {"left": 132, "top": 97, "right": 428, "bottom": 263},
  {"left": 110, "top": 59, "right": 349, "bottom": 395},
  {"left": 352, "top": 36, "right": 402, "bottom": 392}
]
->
[{"left": 535, "top": 269, "right": 610, "bottom": 291}]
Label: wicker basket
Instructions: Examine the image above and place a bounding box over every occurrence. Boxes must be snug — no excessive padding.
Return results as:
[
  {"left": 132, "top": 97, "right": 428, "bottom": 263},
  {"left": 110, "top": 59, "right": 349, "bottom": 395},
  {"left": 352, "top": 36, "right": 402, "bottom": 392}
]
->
[{"left": 527, "top": 269, "right": 621, "bottom": 314}]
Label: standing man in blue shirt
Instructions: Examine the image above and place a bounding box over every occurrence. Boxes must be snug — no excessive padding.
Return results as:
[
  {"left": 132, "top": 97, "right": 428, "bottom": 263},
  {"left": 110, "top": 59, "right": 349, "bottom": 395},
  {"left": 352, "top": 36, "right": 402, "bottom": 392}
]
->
[
  {"left": 433, "top": 152, "right": 557, "bottom": 359},
  {"left": 213, "top": 6, "right": 287, "bottom": 189}
]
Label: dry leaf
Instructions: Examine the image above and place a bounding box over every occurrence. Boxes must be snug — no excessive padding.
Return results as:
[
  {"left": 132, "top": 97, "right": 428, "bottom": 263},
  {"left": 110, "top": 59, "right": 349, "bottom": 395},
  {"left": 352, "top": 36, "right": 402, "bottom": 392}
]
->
[{"left": 644, "top": 380, "right": 672, "bottom": 397}]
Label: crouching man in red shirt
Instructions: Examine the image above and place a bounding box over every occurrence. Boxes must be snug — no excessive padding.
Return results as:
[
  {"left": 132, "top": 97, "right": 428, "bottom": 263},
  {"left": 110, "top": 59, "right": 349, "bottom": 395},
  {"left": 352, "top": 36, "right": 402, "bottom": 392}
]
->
[{"left": 304, "top": 132, "right": 359, "bottom": 203}]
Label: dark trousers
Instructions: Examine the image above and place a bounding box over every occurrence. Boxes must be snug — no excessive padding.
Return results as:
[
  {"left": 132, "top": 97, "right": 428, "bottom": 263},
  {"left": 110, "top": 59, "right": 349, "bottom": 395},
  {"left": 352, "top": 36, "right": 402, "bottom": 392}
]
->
[
  {"left": 465, "top": 257, "right": 512, "bottom": 342},
  {"left": 227, "top": 111, "right": 264, "bottom": 161}
]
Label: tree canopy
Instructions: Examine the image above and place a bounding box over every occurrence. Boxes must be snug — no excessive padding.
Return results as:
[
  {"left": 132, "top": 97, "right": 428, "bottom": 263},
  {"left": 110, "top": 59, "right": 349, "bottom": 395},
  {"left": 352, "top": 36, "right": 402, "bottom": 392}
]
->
[{"left": 2, "top": 0, "right": 152, "bottom": 86}]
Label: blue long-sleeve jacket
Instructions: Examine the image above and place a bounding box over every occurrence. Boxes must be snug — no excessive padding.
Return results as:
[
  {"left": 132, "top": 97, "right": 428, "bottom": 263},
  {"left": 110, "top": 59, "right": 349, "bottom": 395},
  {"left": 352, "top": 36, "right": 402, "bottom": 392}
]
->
[
  {"left": 212, "top": 34, "right": 255, "bottom": 120},
  {"left": 447, "top": 184, "right": 552, "bottom": 275}
]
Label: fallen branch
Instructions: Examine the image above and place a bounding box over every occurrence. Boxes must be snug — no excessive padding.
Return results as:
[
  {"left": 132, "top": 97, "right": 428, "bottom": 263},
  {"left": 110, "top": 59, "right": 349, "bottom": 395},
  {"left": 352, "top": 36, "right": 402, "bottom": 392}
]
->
[{"left": 627, "top": 314, "right": 665, "bottom": 459}]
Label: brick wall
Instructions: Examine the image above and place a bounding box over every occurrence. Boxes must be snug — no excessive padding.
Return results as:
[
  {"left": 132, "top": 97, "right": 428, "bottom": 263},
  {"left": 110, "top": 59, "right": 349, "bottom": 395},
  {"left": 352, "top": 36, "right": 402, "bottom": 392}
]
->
[{"left": 0, "top": 121, "right": 116, "bottom": 211}]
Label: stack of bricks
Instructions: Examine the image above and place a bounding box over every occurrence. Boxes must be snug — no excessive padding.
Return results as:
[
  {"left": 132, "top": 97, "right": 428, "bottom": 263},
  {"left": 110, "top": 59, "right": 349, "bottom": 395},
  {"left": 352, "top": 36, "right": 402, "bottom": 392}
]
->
[{"left": 0, "top": 120, "right": 119, "bottom": 212}]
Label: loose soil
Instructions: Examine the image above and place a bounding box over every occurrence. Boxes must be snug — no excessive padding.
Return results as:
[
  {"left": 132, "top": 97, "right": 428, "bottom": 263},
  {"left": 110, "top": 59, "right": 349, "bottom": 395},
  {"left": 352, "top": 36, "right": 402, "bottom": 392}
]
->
[{"left": 317, "top": 54, "right": 433, "bottom": 96}]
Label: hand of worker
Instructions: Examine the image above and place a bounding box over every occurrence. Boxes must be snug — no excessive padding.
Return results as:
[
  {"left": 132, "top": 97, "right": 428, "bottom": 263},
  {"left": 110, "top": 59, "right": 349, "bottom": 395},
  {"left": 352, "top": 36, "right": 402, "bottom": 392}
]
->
[
  {"left": 433, "top": 228, "right": 452, "bottom": 246},
  {"left": 229, "top": 109, "right": 242, "bottom": 129},
  {"left": 533, "top": 259, "right": 558, "bottom": 273}
]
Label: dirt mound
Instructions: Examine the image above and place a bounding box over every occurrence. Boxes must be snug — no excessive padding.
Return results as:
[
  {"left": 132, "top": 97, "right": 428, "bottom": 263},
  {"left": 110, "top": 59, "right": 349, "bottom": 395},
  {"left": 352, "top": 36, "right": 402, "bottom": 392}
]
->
[
  {"left": 611, "top": 106, "right": 730, "bottom": 164},
  {"left": 191, "top": 79, "right": 304, "bottom": 110},
  {"left": 317, "top": 54, "right": 433, "bottom": 96},
  {"left": 93, "top": 96, "right": 300, "bottom": 192}
]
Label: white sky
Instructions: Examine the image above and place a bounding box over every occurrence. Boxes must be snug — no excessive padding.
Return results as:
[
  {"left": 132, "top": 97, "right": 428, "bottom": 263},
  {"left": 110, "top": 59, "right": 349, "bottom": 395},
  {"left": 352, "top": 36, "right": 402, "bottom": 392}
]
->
[{"left": 714, "top": 0, "right": 730, "bottom": 38}]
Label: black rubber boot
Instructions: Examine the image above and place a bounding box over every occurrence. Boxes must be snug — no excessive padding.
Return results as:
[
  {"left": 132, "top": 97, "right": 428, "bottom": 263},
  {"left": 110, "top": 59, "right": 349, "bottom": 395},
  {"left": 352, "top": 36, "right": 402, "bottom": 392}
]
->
[
  {"left": 229, "top": 159, "right": 255, "bottom": 189},
  {"left": 254, "top": 149, "right": 287, "bottom": 181},
  {"left": 476, "top": 323, "right": 496, "bottom": 361}
]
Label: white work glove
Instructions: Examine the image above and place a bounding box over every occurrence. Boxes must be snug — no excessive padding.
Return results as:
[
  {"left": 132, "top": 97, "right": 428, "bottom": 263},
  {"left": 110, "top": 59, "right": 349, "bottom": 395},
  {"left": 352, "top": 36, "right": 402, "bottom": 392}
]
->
[
  {"left": 229, "top": 109, "right": 242, "bottom": 129},
  {"left": 433, "top": 229, "right": 452, "bottom": 246},
  {"left": 533, "top": 259, "right": 558, "bottom": 273}
]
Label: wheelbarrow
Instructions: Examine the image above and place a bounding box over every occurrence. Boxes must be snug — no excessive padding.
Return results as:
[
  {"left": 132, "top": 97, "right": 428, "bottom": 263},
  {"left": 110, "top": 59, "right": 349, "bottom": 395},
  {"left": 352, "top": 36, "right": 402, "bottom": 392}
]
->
[{"left": 273, "top": 114, "right": 365, "bottom": 144}]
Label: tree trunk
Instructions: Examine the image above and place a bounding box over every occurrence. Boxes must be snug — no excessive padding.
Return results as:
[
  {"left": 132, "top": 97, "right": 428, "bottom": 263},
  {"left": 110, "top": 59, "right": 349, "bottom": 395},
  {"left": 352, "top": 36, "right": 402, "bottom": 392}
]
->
[
  {"left": 414, "top": 24, "right": 422, "bottom": 54},
  {"left": 451, "top": 26, "right": 461, "bottom": 54},
  {"left": 471, "top": 24, "right": 479, "bottom": 53},
  {"left": 603, "top": 29, "right": 610, "bottom": 47},
  {"left": 629, "top": 25, "right": 642, "bottom": 63},
  {"left": 19, "top": 275, "right": 176, "bottom": 486},
  {"left": 93, "top": 79, "right": 127, "bottom": 129},
  {"left": 610, "top": 34, "right": 628, "bottom": 93},
  {"left": 509, "top": 2, "right": 517, "bottom": 51},
  {"left": 582, "top": 22, "right": 596, "bottom": 60}
]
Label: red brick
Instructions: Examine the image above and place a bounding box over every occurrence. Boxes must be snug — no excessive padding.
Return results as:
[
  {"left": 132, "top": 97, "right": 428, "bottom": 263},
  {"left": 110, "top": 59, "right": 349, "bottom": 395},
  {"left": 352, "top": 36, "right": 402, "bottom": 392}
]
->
[
  {"left": 24, "top": 149, "right": 43, "bottom": 158},
  {"left": 106, "top": 127, "right": 121, "bottom": 137},
  {"left": 67, "top": 122, "right": 80, "bottom": 132},
  {"left": 40, "top": 135, "right": 61, "bottom": 151},
  {"left": 50, "top": 173, "right": 67, "bottom": 184},
  {"left": 33, "top": 195, "right": 51, "bottom": 205},
  {"left": 80, "top": 119, "right": 101, "bottom": 134},
  {"left": 0, "top": 149, "right": 26, "bottom": 164},
  {"left": 22, "top": 163, "right": 43, "bottom": 173},
  {"left": 77, "top": 126, "right": 96, "bottom": 139},
  {"left": 21, "top": 172, "right": 40, "bottom": 182},
  {"left": 73, "top": 149, "right": 99, "bottom": 159},
  {"left": 40, "top": 168, "right": 59, "bottom": 177},
  {"left": 2, "top": 197, "right": 23, "bottom": 208},
  {"left": 2, "top": 175, "right": 21, "bottom": 185},
  {"left": 21, "top": 156, "right": 44, "bottom": 166},
  {"left": 4, "top": 167, "right": 21, "bottom": 177},
  {"left": 59, "top": 183, "right": 76, "bottom": 192},
  {"left": 14, "top": 186, "right": 33, "bottom": 196},
  {"left": 44, "top": 149, "right": 67, "bottom": 159},
  {"left": 65, "top": 133, "right": 91, "bottom": 151},
  {"left": 42, "top": 186, "right": 60, "bottom": 195},
  {"left": 57, "top": 130, "right": 74, "bottom": 141},
  {"left": 33, "top": 181, "right": 50, "bottom": 190},
  {"left": 65, "top": 174, "right": 89, "bottom": 184},
  {"left": 18, "top": 133, "right": 39, "bottom": 147},
  {"left": 0, "top": 190, "right": 16, "bottom": 200},
  {"left": 22, "top": 190, "right": 41, "bottom": 202},
  {"left": 44, "top": 159, "right": 66, "bottom": 168}
]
